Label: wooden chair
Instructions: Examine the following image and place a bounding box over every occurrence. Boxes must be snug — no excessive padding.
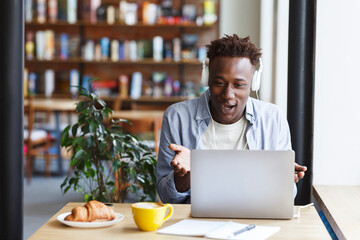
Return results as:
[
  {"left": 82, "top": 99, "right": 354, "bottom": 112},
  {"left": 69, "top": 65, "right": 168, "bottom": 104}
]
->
[
  {"left": 110, "top": 111, "right": 163, "bottom": 154},
  {"left": 24, "top": 96, "right": 51, "bottom": 183}
]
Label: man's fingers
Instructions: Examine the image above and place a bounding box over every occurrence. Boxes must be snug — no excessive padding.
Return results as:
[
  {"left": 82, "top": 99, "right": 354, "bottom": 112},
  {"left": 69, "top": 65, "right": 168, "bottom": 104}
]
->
[
  {"left": 169, "top": 143, "right": 185, "bottom": 152},
  {"left": 174, "top": 167, "right": 188, "bottom": 177},
  {"left": 298, "top": 171, "right": 305, "bottom": 179},
  {"left": 295, "top": 163, "right": 307, "bottom": 172},
  {"left": 294, "top": 174, "right": 299, "bottom": 183}
]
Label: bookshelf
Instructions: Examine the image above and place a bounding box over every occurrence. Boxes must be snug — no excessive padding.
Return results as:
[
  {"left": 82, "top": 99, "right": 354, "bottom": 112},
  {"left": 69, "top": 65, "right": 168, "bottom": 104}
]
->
[{"left": 24, "top": 0, "right": 219, "bottom": 110}]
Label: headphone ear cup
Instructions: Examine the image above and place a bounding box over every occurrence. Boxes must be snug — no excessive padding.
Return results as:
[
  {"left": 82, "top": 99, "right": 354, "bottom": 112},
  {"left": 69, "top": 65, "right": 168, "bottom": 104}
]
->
[
  {"left": 252, "top": 70, "right": 259, "bottom": 91},
  {"left": 252, "top": 69, "right": 262, "bottom": 91}
]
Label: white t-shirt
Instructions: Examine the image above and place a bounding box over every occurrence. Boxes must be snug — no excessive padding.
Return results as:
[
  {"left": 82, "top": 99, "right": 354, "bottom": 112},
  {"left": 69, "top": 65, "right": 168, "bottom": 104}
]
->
[{"left": 200, "top": 116, "right": 249, "bottom": 150}]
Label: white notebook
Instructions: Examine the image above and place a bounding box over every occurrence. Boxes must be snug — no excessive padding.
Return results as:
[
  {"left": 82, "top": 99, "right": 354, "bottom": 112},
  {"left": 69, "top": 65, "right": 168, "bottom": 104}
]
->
[{"left": 157, "top": 219, "right": 280, "bottom": 240}]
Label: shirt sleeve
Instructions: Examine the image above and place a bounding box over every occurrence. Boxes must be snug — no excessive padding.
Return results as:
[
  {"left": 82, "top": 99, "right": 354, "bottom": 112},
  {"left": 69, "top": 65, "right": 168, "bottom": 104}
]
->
[
  {"left": 276, "top": 107, "right": 292, "bottom": 150},
  {"left": 156, "top": 109, "right": 190, "bottom": 203}
]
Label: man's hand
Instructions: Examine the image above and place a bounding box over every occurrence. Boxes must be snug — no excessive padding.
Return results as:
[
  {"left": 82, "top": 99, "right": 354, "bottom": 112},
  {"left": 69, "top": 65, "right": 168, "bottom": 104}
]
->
[
  {"left": 169, "top": 143, "right": 190, "bottom": 177},
  {"left": 294, "top": 163, "right": 307, "bottom": 183}
]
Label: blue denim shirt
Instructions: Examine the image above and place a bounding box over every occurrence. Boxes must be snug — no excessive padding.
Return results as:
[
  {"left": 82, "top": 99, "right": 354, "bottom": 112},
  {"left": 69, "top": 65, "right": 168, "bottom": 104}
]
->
[{"left": 156, "top": 89, "right": 294, "bottom": 203}]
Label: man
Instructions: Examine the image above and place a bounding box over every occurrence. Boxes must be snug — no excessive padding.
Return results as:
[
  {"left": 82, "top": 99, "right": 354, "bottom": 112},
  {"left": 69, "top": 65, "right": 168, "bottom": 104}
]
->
[{"left": 156, "top": 34, "right": 307, "bottom": 204}]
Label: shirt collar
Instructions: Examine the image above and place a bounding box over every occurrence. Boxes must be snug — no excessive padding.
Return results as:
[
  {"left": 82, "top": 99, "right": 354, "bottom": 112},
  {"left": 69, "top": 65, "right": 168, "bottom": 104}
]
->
[{"left": 195, "top": 89, "right": 256, "bottom": 124}]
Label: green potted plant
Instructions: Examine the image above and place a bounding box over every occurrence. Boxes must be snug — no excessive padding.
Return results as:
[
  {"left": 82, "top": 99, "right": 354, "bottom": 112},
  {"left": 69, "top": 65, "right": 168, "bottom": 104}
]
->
[{"left": 60, "top": 87, "right": 157, "bottom": 203}]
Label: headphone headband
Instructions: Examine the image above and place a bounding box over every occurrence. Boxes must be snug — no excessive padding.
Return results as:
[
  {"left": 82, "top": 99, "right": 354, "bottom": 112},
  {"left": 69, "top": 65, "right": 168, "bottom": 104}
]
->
[{"left": 201, "top": 57, "right": 262, "bottom": 92}]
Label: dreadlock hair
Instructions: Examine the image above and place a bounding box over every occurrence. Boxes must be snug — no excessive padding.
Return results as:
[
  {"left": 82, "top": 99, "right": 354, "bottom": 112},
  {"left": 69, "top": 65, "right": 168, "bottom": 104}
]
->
[{"left": 206, "top": 34, "right": 262, "bottom": 66}]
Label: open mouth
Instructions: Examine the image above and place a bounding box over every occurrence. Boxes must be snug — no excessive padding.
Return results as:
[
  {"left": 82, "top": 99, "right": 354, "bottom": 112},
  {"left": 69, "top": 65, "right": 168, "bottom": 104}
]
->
[{"left": 219, "top": 103, "right": 236, "bottom": 114}]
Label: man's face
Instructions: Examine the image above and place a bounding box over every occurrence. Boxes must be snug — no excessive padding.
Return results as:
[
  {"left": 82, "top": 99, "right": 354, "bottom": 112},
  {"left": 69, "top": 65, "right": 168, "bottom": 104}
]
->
[{"left": 208, "top": 56, "right": 255, "bottom": 124}]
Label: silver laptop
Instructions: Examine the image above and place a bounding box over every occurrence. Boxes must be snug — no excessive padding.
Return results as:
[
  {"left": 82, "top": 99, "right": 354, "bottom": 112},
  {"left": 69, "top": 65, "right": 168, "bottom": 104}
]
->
[{"left": 190, "top": 150, "right": 294, "bottom": 219}]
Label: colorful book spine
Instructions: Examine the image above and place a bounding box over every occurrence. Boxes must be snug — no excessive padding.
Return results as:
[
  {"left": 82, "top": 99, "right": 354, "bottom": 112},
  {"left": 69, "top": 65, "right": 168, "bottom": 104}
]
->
[
  {"left": 44, "top": 30, "right": 55, "bottom": 60},
  {"left": 37, "top": 0, "right": 46, "bottom": 23},
  {"left": 129, "top": 40, "right": 137, "bottom": 61},
  {"left": 136, "top": 40, "right": 144, "bottom": 60},
  {"left": 164, "top": 76, "right": 173, "bottom": 97},
  {"left": 25, "top": 0, "right": 33, "bottom": 22},
  {"left": 25, "top": 31, "right": 35, "bottom": 60},
  {"left": 203, "top": 0, "right": 217, "bottom": 25},
  {"left": 123, "top": 40, "right": 130, "bottom": 60},
  {"left": 94, "top": 43, "right": 101, "bottom": 61},
  {"left": 48, "top": 0, "right": 58, "bottom": 22},
  {"left": 164, "top": 40, "right": 172, "bottom": 60},
  {"left": 90, "top": 0, "right": 101, "bottom": 23},
  {"left": 83, "top": 40, "right": 95, "bottom": 61},
  {"left": 28, "top": 72, "right": 37, "bottom": 95},
  {"left": 69, "top": 69, "right": 79, "bottom": 96},
  {"left": 125, "top": 3, "right": 138, "bottom": 25},
  {"left": 100, "top": 37, "right": 110, "bottom": 60},
  {"left": 60, "top": 33, "right": 69, "bottom": 60},
  {"left": 35, "top": 31, "right": 45, "bottom": 60},
  {"left": 67, "top": 0, "right": 77, "bottom": 23},
  {"left": 111, "top": 40, "right": 119, "bottom": 62},
  {"left": 118, "top": 74, "right": 129, "bottom": 98},
  {"left": 173, "top": 38, "right": 181, "bottom": 62},
  {"left": 44, "top": 69, "right": 55, "bottom": 97},
  {"left": 24, "top": 68, "right": 29, "bottom": 97},
  {"left": 81, "top": 75, "right": 92, "bottom": 92},
  {"left": 153, "top": 36, "right": 163, "bottom": 61},
  {"left": 119, "top": 0, "right": 127, "bottom": 24},
  {"left": 58, "top": 0, "right": 67, "bottom": 21},
  {"left": 172, "top": 80, "right": 180, "bottom": 96},
  {"left": 118, "top": 41, "right": 124, "bottom": 60},
  {"left": 107, "top": 5, "right": 115, "bottom": 25},
  {"left": 130, "top": 72, "right": 142, "bottom": 99}
]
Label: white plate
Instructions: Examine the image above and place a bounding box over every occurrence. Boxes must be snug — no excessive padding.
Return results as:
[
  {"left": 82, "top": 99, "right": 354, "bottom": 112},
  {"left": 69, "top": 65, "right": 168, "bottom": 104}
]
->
[{"left": 57, "top": 212, "right": 124, "bottom": 228}]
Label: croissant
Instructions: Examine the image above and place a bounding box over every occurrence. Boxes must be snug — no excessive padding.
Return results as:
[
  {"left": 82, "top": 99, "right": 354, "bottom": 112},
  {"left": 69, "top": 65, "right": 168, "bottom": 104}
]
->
[{"left": 65, "top": 200, "right": 115, "bottom": 222}]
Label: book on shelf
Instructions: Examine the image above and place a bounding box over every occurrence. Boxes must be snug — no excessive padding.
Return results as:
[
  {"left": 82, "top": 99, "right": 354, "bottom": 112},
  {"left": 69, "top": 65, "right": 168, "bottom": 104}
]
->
[
  {"left": 25, "top": 31, "right": 35, "bottom": 60},
  {"left": 90, "top": 0, "right": 101, "bottom": 23},
  {"left": 60, "top": 33, "right": 69, "bottom": 60},
  {"left": 111, "top": 40, "right": 119, "bottom": 62},
  {"left": 130, "top": 72, "right": 142, "bottom": 99},
  {"left": 48, "top": 0, "right": 58, "bottom": 23},
  {"left": 118, "top": 74, "right": 129, "bottom": 98},
  {"left": 44, "top": 69, "right": 55, "bottom": 97},
  {"left": 37, "top": 0, "right": 46, "bottom": 23},
  {"left": 129, "top": 40, "right": 137, "bottom": 61},
  {"left": 68, "top": 35, "right": 80, "bottom": 58},
  {"left": 81, "top": 75, "right": 92, "bottom": 92},
  {"left": 44, "top": 30, "right": 55, "bottom": 60},
  {"left": 25, "top": 0, "right": 33, "bottom": 23},
  {"left": 67, "top": 0, "right": 77, "bottom": 23},
  {"left": 56, "top": 70, "right": 70, "bottom": 94},
  {"left": 83, "top": 40, "right": 95, "bottom": 61},
  {"left": 35, "top": 31, "right": 45, "bottom": 60},
  {"left": 100, "top": 37, "right": 110, "bottom": 60},
  {"left": 28, "top": 72, "right": 37, "bottom": 95},
  {"left": 36, "top": 71, "right": 45, "bottom": 94},
  {"left": 70, "top": 69, "right": 80, "bottom": 96},
  {"left": 79, "top": 0, "right": 91, "bottom": 22},
  {"left": 91, "top": 79, "right": 118, "bottom": 96},
  {"left": 153, "top": 36, "right": 163, "bottom": 61},
  {"left": 57, "top": 0, "right": 67, "bottom": 21},
  {"left": 24, "top": 68, "right": 29, "bottom": 97},
  {"left": 96, "top": 5, "right": 106, "bottom": 22},
  {"left": 123, "top": 40, "right": 130, "bottom": 60},
  {"left": 118, "top": 41, "right": 125, "bottom": 60},
  {"left": 107, "top": 5, "right": 116, "bottom": 25}
]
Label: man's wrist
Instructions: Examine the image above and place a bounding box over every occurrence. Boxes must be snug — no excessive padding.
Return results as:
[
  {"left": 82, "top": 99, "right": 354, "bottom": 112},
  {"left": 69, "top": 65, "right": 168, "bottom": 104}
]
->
[{"left": 174, "top": 171, "right": 190, "bottom": 192}]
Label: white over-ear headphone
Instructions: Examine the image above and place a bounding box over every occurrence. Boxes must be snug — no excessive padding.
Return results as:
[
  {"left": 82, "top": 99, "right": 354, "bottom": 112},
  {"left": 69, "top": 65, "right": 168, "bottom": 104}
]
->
[{"left": 201, "top": 58, "right": 263, "bottom": 92}]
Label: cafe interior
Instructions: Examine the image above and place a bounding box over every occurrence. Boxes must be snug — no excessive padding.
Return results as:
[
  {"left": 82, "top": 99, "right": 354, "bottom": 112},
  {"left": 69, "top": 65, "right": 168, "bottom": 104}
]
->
[{"left": 1, "top": 0, "right": 360, "bottom": 239}]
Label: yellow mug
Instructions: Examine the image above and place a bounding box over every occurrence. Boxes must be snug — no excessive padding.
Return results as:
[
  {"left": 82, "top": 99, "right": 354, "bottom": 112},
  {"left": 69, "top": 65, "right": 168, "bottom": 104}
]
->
[{"left": 131, "top": 202, "right": 173, "bottom": 231}]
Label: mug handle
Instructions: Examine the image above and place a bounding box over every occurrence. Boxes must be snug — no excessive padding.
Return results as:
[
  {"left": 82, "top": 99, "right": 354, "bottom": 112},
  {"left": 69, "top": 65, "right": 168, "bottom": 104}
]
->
[{"left": 162, "top": 204, "right": 173, "bottom": 223}]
